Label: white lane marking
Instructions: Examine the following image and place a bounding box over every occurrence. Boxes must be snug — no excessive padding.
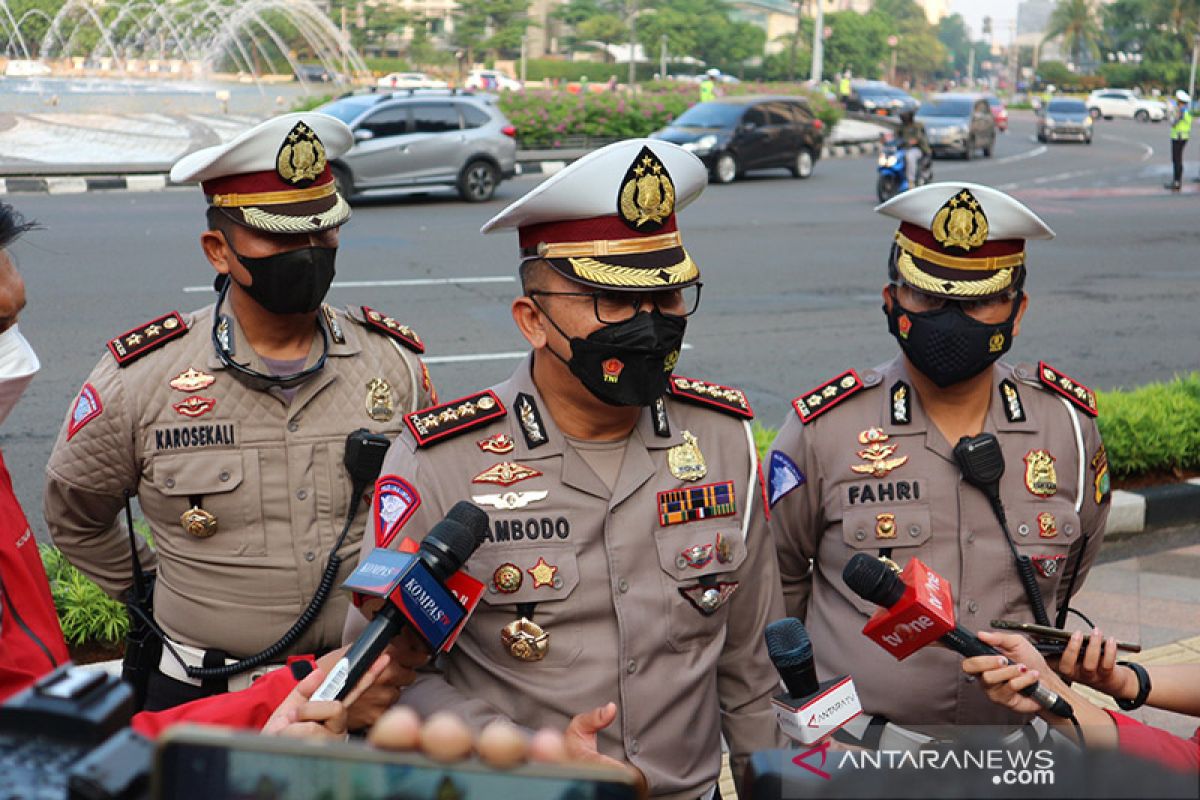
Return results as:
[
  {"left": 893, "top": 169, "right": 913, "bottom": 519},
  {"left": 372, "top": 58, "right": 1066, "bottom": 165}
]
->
[
  {"left": 1098, "top": 133, "right": 1154, "bottom": 162},
  {"left": 995, "top": 144, "right": 1047, "bottom": 164},
  {"left": 183, "top": 276, "right": 516, "bottom": 293},
  {"left": 997, "top": 168, "right": 1094, "bottom": 191},
  {"left": 427, "top": 342, "right": 694, "bottom": 365}
]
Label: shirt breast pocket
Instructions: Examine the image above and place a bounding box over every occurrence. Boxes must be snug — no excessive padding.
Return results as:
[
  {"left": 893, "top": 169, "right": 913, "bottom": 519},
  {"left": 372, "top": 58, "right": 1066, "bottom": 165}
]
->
[
  {"left": 466, "top": 543, "right": 582, "bottom": 668},
  {"left": 835, "top": 505, "right": 932, "bottom": 616},
  {"left": 1008, "top": 502, "right": 1079, "bottom": 617},
  {"left": 144, "top": 451, "right": 266, "bottom": 557},
  {"left": 654, "top": 521, "right": 746, "bottom": 652}
]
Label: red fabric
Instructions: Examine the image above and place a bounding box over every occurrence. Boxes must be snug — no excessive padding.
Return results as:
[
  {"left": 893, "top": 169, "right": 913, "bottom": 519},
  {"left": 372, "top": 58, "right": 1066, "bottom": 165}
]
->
[
  {"left": 518, "top": 213, "right": 678, "bottom": 249},
  {"left": 899, "top": 221, "right": 1024, "bottom": 257},
  {"left": 130, "top": 659, "right": 311, "bottom": 738},
  {"left": 0, "top": 451, "right": 70, "bottom": 704},
  {"left": 1107, "top": 710, "right": 1200, "bottom": 774},
  {"left": 201, "top": 165, "right": 333, "bottom": 200}
]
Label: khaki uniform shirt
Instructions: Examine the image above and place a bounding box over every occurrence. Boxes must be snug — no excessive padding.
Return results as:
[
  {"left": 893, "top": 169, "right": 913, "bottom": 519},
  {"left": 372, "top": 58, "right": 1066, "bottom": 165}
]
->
[
  {"left": 45, "top": 304, "right": 433, "bottom": 657},
  {"left": 353, "top": 357, "right": 785, "bottom": 798},
  {"left": 769, "top": 357, "right": 1110, "bottom": 728}
]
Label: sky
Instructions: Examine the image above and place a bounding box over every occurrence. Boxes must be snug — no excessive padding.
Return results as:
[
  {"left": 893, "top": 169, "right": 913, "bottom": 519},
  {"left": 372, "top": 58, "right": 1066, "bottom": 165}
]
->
[{"left": 950, "top": 0, "right": 1022, "bottom": 44}]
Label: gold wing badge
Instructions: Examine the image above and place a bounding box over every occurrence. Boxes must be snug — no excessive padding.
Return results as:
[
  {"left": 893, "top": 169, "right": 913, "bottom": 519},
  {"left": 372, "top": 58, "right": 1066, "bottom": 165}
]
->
[
  {"left": 931, "top": 189, "right": 988, "bottom": 251},
  {"left": 276, "top": 120, "right": 328, "bottom": 187},
  {"left": 618, "top": 145, "right": 675, "bottom": 232}
]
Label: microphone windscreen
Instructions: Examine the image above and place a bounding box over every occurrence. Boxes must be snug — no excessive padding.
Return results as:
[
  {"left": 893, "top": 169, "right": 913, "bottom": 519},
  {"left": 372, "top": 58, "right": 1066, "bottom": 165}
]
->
[
  {"left": 765, "top": 618, "right": 813, "bottom": 668},
  {"left": 842, "top": 553, "right": 905, "bottom": 607},
  {"left": 446, "top": 500, "right": 490, "bottom": 543}
]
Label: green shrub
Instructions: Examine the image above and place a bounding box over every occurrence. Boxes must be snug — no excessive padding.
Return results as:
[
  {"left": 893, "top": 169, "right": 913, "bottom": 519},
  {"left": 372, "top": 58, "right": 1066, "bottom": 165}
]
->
[
  {"left": 1096, "top": 373, "right": 1200, "bottom": 479},
  {"left": 40, "top": 544, "right": 128, "bottom": 646}
]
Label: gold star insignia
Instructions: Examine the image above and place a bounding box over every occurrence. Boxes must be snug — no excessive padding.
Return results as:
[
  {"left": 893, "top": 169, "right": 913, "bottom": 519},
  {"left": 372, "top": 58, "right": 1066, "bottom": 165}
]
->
[
  {"left": 126, "top": 333, "right": 143, "bottom": 346},
  {"left": 145, "top": 324, "right": 162, "bottom": 337},
  {"left": 634, "top": 165, "right": 645, "bottom": 176},
  {"left": 528, "top": 557, "right": 558, "bottom": 589}
]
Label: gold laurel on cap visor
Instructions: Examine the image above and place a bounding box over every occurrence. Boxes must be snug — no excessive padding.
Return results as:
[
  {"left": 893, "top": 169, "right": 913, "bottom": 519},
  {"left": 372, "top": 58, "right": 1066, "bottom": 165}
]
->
[
  {"left": 894, "top": 248, "right": 1017, "bottom": 299},
  {"left": 544, "top": 245, "right": 700, "bottom": 290},
  {"left": 216, "top": 191, "right": 351, "bottom": 234}
]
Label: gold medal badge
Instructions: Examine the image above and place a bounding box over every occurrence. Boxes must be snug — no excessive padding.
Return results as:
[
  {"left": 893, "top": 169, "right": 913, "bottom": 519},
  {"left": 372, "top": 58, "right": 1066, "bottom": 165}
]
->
[
  {"left": 365, "top": 377, "right": 395, "bottom": 422},
  {"left": 501, "top": 618, "right": 549, "bottom": 661},
  {"left": 851, "top": 427, "right": 908, "bottom": 478},
  {"left": 668, "top": 430, "right": 707, "bottom": 482},
  {"left": 875, "top": 512, "right": 897, "bottom": 539},
  {"left": 931, "top": 189, "right": 989, "bottom": 251},
  {"left": 180, "top": 506, "right": 218, "bottom": 538},
  {"left": 1023, "top": 449, "right": 1058, "bottom": 497},
  {"left": 276, "top": 120, "right": 327, "bottom": 187},
  {"left": 617, "top": 145, "right": 675, "bottom": 232}
]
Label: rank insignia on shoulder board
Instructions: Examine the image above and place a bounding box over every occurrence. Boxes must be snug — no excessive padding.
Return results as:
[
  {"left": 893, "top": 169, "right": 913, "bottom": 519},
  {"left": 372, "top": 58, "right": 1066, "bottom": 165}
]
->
[
  {"left": 404, "top": 391, "right": 506, "bottom": 448},
  {"left": 361, "top": 306, "right": 425, "bottom": 354},
  {"left": 667, "top": 376, "right": 753, "bottom": 419},
  {"left": 107, "top": 312, "right": 187, "bottom": 367},
  {"left": 1037, "top": 361, "right": 1098, "bottom": 417},
  {"left": 792, "top": 370, "right": 864, "bottom": 424},
  {"left": 1000, "top": 379, "right": 1026, "bottom": 423}
]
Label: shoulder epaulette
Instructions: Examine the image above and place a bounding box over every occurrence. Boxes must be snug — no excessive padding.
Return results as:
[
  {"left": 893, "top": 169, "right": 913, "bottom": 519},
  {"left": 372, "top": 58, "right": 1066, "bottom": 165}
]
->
[
  {"left": 1036, "top": 361, "right": 1098, "bottom": 417},
  {"left": 107, "top": 312, "right": 188, "bottom": 367},
  {"left": 360, "top": 306, "right": 425, "bottom": 354},
  {"left": 792, "top": 369, "right": 867, "bottom": 424},
  {"left": 666, "top": 375, "right": 753, "bottom": 419},
  {"left": 404, "top": 390, "right": 506, "bottom": 448}
]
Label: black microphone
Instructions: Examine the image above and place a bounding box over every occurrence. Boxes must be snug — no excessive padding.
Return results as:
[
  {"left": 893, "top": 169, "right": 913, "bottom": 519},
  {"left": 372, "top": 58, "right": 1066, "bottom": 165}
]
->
[
  {"left": 313, "top": 501, "right": 489, "bottom": 701},
  {"left": 843, "top": 553, "right": 1074, "bottom": 718},
  {"left": 765, "top": 619, "right": 820, "bottom": 699}
]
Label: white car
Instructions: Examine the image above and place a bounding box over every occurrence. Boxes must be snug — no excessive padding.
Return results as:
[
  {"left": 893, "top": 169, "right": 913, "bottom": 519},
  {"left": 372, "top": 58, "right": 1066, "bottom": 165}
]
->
[
  {"left": 377, "top": 72, "right": 448, "bottom": 90},
  {"left": 1086, "top": 89, "right": 1166, "bottom": 122},
  {"left": 464, "top": 69, "right": 522, "bottom": 91}
]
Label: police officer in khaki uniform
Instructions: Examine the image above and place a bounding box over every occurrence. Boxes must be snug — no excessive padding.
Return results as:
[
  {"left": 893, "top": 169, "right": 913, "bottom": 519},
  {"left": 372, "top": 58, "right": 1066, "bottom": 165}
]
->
[
  {"left": 346, "top": 140, "right": 785, "bottom": 798},
  {"left": 769, "top": 182, "right": 1111, "bottom": 744},
  {"left": 45, "top": 114, "right": 436, "bottom": 711}
]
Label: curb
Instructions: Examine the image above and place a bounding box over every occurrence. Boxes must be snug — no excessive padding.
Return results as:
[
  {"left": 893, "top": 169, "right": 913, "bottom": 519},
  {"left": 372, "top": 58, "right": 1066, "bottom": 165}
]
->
[{"left": 1104, "top": 478, "right": 1200, "bottom": 539}]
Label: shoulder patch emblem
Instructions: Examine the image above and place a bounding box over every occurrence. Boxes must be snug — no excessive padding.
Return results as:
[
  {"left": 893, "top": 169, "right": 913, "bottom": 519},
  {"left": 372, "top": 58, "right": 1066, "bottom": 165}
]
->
[
  {"left": 666, "top": 375, "right": 753, "bottom": 419},
  {"left": 361, "top": 306, "right": 425, "bottom": 354},
  {"left": 375, "top": 475, "right": 421, "bottom": 549},
  {"left": 107, "top": 312, "right": 187, "bottom": 367},
  {"left": 767, "top": 450, "right": 806, "bottom": 507},
  {"left": 67, "top": 383, "right": 103, "bottom": 440},
  {"left": 792, "top": 369, "right": 865, "bottom": 424},
  {"left": 404, "top": 390, "right": 506, "bottom": 448},
  {"left": 1037, "top": 361, "right": 1098, "bottom": 417}
]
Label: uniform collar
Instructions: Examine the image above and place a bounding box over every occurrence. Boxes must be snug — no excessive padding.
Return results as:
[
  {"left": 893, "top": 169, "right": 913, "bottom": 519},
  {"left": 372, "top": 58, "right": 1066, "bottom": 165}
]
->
[
  {"left": 877, "top": 356, "right": 1040, "bottom": 436},
  {"left": 204, "top": 300, "right": 358, "bottom": 372}
]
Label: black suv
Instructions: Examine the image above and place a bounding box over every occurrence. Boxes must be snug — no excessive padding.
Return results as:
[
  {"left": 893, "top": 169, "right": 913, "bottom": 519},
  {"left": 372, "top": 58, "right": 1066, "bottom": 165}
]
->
[{"left": 650, "top": 96, "right": 826, "bottom": 184}]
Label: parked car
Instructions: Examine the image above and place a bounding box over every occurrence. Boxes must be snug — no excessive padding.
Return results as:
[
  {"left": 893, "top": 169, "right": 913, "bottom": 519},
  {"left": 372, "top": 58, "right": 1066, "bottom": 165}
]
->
[
  {"left": 845, "top": 81, "right": 919, "bottom": 118},
  {"left": 650, "top": 95, "right": 826, "bottom": 184},
  {"left": 985, "top": 95, "right": 1008, "bottom": 132},
  {"left": 464, "top": 69, "right": 522, "bottom": 91},
  {"left": 376, "top": 72, "right": 448, "bottom": 90},
  {"left": 294, "top": 63, "right": 336, "bottom": 83},
  {"left": 1038, "top": 98, "right": 1093, "bottom": 144},
  {"left": 317, "top": 91, "right": 517, "bottom": 202},
  {"left": 1086, "top": 89, "right": 1166, "bottom": 122},
  {"left": 916, "top": 93, "right": 996, "bottom": 159}
]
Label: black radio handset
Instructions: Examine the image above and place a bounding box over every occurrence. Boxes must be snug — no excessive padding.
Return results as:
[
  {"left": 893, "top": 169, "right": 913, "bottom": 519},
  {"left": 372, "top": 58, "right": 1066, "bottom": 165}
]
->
[{"left": 953, "top": 433, "right": 1051, "bottom": 627}]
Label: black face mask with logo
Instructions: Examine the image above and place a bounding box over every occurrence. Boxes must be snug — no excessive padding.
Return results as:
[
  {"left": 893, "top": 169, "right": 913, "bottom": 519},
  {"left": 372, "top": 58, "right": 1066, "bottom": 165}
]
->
[
  {"left": 540, "top": 305, "right": 687, "bottom": 407},
  {"left": 884, "top": 287, "right": 1022, "bottom": 388},
  {"left": 229, "top": 244, "right": 337, "bottom": 315}
]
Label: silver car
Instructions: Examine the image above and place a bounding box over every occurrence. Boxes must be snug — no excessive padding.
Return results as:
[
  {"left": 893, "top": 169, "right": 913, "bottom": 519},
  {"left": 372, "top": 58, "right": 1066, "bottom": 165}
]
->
[{"left": 318, "top": 90, "right": 518, "bottom": 202}]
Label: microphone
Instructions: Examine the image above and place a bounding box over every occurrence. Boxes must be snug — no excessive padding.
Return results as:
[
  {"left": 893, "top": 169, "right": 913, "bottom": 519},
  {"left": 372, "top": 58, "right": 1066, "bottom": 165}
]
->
[
  {"left": 843, "top": 553, "right": 1074, "bottom": 718},
  {"left": 765, "top": 618, "right": 862, "bottom": 745},
  {"left": 313, "top": 501, "right": 489, "bottom": 702}
]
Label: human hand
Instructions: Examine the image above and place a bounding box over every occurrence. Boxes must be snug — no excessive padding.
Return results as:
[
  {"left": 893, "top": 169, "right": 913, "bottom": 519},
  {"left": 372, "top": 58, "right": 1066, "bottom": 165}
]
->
[
  {"left": 336, "top": 628, "right": 432, "bottom": 731},
  {"left": 1052, "top": 627, "right": 1130, "bottom": 699},
  {"left": 262, "top": 650, "right": 392, "bottom": 739},
  {"left": 961, "top": 630, "right": 1070, "bottom": 715},
  {"left": 564, "top": 703, "right": 649, "bottom": 797}
]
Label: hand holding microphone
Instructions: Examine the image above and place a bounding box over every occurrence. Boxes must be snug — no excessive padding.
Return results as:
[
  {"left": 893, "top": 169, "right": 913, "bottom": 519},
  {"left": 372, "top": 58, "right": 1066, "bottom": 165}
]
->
[{"left": 842, "top": 553, "right": 1075, "bottom": 719}]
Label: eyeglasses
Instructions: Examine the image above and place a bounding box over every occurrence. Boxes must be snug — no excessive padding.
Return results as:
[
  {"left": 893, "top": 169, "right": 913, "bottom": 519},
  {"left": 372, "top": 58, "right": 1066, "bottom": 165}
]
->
[
  {"left": 894, "top": 283, "right": 1018, "bottom": 316},
  {"left": 528, "top": 283, "right": 703, "bottom": 324}
]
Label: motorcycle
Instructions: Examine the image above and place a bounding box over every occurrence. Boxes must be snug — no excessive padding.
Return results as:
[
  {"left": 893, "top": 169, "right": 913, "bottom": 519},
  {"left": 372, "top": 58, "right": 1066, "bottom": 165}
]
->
[{"left": 876, "top": 135, "right": 932, "bottom": 202}]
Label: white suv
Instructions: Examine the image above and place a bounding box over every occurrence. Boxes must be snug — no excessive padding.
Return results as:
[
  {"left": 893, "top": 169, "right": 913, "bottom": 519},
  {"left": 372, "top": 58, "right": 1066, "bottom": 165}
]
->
[{"left": 1086, "top": 89, "right": 1166, "bottom": 122}]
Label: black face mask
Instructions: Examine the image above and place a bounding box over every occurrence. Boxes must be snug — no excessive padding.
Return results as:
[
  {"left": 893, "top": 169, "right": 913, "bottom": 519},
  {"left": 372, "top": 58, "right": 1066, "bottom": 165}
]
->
[
  {"left": 229, "top": 244, "right": 337, "bottom": 315},
  {"left": 885, "top": 287, "right": 1021, "bottom": 388},
  {"left": 538, "top": 304, "right": 687, "bottom": 407}
]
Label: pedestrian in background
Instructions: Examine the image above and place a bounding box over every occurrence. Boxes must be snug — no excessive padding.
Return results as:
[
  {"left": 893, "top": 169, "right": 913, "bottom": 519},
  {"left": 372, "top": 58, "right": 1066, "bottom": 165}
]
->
[
  {"left": 699, "top": 68, "right": 719, "bottom": 103},
  {"left": 1167, "top": 89, "right": 1192, "bottom": 192}
]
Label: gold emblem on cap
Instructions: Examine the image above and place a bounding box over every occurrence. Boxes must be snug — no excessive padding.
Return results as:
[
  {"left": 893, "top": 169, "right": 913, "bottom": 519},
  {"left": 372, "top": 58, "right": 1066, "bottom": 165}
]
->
[
  {"left": 366, "top": 377, "right": 394, "bottom": 422},
  {"left": 501, "top": 618, "right": 549, "bottom": 661},
  {"left": 668, "top": 430, "right": 707, "bottom": 482},
  {"left": 932, "top": 189, "right": 989, "bottom": 251},
  {"left": 618, "top": 146, "right": 675, "bottom": 232},
  {"left": 180, "top": 506, "right": 218, "bottom": 538},
  {"left": 276, "top": 120, "right": 327, "bottom": 188}
]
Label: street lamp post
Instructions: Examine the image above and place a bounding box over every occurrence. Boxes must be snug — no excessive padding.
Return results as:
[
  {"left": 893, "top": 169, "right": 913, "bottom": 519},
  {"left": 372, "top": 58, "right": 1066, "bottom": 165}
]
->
[
  {"left": 811, "top": 0, "right": 824, "bottom": 84},
  {"left": 789, "top": 0, "right": 801, "bottom": 82},
  {"left": 660, "top": 33, "right": 667, "bottom": 79},
  {"left": 1189, "top": 32, "right": 1199, "bottom": 106},
  {"left": 887, "top": 34, "right": 898, "bottom": 84},
  {"left": 628, "top": 0, "right": 637, "bottom": 88}
]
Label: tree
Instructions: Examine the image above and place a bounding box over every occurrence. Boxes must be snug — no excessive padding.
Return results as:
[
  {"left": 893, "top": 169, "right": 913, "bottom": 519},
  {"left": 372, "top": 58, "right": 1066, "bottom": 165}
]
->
[
  {"left": 1044, "top": 0, "right": 1103, "bottom": 68},
  {"left": 575, "top": 13, "right": 627, "bottom": 61},
  {"left": 451, "top": 0, "right": 533, "bottom": 64},
  {"left": 635, "top": 0, "right": 763, "bottom": 70},
  {"left": 821, "top": 10, "right": 890, "bottom": 78}
]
